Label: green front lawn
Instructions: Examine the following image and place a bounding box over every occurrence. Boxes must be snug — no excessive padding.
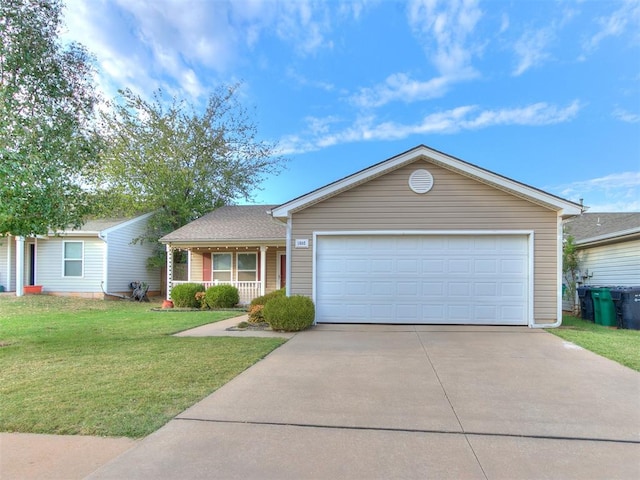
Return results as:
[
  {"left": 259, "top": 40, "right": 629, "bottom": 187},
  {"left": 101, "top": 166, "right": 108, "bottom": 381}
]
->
[
  {"left": 0, "top": 296, "right": 285, "bottom": 438},
  {"left": 551, "top": 315, "right": 640, "bottom": 371}
]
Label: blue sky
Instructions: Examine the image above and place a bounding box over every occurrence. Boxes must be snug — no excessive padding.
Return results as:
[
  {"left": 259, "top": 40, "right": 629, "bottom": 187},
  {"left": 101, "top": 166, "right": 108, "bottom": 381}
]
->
[{"left": 62, "top": 0, "right": 640, "bottom": 212}]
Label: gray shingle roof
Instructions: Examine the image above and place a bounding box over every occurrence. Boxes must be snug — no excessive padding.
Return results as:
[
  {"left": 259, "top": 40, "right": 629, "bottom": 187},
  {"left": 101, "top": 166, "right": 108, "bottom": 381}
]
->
[
  {"left": 564, "top": 212, "right": 640, "bottom": 243},
  {"left": 160, "top": 205, "right": 286, "bottom": 243},
  {"left": 76, "top": 218, "right": 132, "bottom": 232}
]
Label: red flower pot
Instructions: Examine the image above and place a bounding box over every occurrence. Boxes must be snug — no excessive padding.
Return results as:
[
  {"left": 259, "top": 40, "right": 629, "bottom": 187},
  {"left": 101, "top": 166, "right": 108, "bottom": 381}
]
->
[
  {"left": 24, "top": 285, "right": 43, "bottom": 295},
  {"left": 162, "top": 300, "right": 174, "bottom": 309}
]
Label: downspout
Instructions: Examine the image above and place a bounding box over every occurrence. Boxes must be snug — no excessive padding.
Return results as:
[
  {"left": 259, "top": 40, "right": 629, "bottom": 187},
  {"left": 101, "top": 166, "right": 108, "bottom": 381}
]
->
[
  {"left": 285, "top": 216, "right": 292, "bottom": 297},
  {"left": 532, "top": 214, "right": 564, "bottom": 328},
  {"left": 98, "top": 232, "right": 127, "bottom": 299}
]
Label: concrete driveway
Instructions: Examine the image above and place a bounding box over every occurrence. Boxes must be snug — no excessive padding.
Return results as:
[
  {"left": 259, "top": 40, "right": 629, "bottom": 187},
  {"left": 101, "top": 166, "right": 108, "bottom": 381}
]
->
[{"left": 89, "top": 325, "right": 640, "bottom": 479}]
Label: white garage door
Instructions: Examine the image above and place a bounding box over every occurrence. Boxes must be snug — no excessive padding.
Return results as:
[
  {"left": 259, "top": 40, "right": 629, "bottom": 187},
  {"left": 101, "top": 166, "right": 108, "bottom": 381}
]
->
[{"left": 315, "top": 234, "right": 530, "bottom": 325}]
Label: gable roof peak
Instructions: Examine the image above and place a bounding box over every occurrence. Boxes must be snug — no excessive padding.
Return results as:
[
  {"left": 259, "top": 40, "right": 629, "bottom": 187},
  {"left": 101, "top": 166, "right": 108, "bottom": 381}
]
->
[{"left": 271, "top": 144, "right": 582, "bottom": 218}]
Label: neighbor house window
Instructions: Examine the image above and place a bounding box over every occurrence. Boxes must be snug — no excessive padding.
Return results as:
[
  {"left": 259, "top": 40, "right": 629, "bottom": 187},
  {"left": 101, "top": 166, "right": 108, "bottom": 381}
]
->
[
  {"left": 63, "top": 241, "right": 83, "bottom": 277},
  {"left": 212, "top": 253, "right": 232, "bottom": 281},
  {"left": 237, "top": 253, "right": 257, "bottom": 281}
]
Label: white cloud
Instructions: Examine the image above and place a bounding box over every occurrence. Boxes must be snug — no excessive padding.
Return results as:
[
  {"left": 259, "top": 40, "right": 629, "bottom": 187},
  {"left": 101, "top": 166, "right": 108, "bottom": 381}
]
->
[
  {"left": 499, "top": 13, "right": 509, "bottom": 33},
  {"left": 512, "top": 27, "right": 554, "bottom": 76},
  {"left": 286, "top": 69, "right": 336, "bottom": 92},
  {"left": 350, "top": 73, "right": 452, "bottom": 108},
  {"left": 612, "top": 108, "right": 640, "bottom": 123},
  {"left": 350, "top": 0, "right": 482, "bottom": 109},
  {"left": 61, "top": 0, "right": 360, "bottom": 101},
  {"left": 279, "top": 101, "right": 581, "bottom": 154},
  {"left": 549, "top": 172, "right": 640, "bottom": 212},
  {"left": 510, "top": 5, "right": 578, "bottom": 76},
  {"left": 586, "top": 0, "right": 640, "bottom": 51},
  {"left": 407, "top": 0, "right": 483, "bottom": 76}
]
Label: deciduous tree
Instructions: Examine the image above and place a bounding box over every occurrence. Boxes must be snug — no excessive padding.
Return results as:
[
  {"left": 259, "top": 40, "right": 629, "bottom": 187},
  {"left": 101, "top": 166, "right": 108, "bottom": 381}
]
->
[
  {"left": 97, "top": 85, "right": 284, "bottom": 266},
  {"left": 0, "top": 0, "right": 100, "bottom": 237}
]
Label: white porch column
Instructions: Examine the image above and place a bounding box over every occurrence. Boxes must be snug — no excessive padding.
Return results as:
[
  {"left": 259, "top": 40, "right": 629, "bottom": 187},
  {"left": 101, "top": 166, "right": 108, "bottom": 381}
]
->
[
  {"left": 260, "top": 245, "right": 267, "bottom": 296},
  {"left": 166, "top": 244, "right": 173, "bottom": 300},
  {"left": 6, "top": 234, "right": 13, "bottom": 291},
  {"left": 285, "top": 217, "right": 292, "bottom": 297},
  {"left": 15, "top": 236, "right": 24, "bottom": 296}
]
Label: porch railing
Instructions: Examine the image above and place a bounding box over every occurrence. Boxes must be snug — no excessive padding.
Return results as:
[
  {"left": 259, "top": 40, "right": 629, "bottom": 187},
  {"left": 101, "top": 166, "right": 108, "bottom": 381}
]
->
[{"left": 170, "top": 280, "right": 262, "bottom": 305}]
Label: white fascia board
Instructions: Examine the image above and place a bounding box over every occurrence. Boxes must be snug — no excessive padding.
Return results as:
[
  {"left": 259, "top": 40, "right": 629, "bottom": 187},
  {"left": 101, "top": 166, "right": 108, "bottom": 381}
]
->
[
  {"left": 160, "top": 238, "right": 286, "bottom": 247},
  {"left": 575, "top": 226, "right": 640, "bottom": 247},
  {"left": 271, "top": 145, "right": 582, "bottom": 218}
]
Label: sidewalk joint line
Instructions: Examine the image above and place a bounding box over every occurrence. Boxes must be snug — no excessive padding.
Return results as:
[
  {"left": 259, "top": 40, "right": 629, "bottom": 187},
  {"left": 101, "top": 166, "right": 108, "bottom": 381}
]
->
[
  {"left": 414, "top": 328, "right": 488, "bottom": 479},
  {"left": 175, "top": 417, "right": 640, "bottom": 445}
]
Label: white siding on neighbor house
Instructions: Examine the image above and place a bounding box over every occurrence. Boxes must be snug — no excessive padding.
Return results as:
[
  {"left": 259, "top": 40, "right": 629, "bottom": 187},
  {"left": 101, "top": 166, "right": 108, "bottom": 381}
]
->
[
  {"left": 0, "top": 237, "right": 13, "bottom": 291},
  {"left": 36, "top": 236, "right": 105, "bottom": 293},
  {"left": 104, "top": 216, "right": 160, "bottom": 293},
  {"left": 579, "top": 239, "right": 640, "bottom": 287}
]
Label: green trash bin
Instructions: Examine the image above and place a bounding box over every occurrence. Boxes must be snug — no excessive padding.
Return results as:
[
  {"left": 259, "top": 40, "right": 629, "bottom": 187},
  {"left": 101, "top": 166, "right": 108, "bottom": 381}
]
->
[{"left": 591, "top": 287, "right": 617, "bottom": 327}]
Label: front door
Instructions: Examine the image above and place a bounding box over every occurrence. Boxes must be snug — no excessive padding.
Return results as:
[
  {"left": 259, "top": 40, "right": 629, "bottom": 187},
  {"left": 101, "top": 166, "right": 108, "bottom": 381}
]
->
[{"left": 278, "top": 253, "right": 286, "bottom": 289}]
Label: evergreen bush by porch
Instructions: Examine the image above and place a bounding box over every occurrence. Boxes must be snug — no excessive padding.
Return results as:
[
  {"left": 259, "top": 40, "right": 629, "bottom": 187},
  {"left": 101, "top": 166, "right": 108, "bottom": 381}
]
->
[
  {"left": 204, "top": 284, "right": 240, "bottom": 309},
  {"left": 249, "top": 288, "right": 285, "bottom": 308},
  {"left": 263, "top": 295, "right": 315, "bottom": 332},
  {"left": 170, "top": 283, "right": 206, "bottom": 308}
]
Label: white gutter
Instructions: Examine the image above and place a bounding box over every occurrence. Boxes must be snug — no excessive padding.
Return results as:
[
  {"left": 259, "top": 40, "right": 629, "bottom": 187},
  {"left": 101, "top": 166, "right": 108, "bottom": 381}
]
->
[{"left": 575, "top": 226, "right": 640, "bottom": 247}]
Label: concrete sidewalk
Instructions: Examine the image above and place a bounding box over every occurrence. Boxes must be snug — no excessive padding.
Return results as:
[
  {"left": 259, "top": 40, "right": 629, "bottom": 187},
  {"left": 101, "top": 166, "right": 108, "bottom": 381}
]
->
[{"left": 85, "top": 325, "right": 640, "bottom": 480}]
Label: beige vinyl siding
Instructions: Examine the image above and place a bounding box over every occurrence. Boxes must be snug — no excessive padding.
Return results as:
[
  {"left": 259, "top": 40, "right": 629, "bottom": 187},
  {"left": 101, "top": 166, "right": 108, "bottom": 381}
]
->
[
  {"left": 35, "top": 236, "right": 105, "bottom": 293},
  {"left": 579, "top": 239, "right": 640, "bottom": 286},
  {"left": 105, "top": 216, "right": 160, "bottom": 293},
  {"left": 189, "top": 246, "right": 285, "bottom": 293},
  {"left": 290, "top": 159, "right": 559, "bottom": 322},
  {"left": 190, "top": 251, "right": 204, "bottom": 282}
]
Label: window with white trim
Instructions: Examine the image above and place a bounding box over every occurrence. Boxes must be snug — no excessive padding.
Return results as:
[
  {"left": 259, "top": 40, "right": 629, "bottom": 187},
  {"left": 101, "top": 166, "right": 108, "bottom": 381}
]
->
[
  {"left": 63, "top": 241, "right": 83, "bottom": 277},
  {"left": 212, "top": 253, "right": 232, "bottom": 281},
  {"left": 237, "top": 253, "right": 257, "bottom": 281}
]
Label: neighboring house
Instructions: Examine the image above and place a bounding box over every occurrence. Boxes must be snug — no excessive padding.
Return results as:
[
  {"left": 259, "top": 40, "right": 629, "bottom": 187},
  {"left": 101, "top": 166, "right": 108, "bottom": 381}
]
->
[
  {"left": 563, "top": 212, "right": 640, "bottom": 287},
  {"left": 160, "top": 205, "right": 286, "bottom": 305},
  {"left": 0, "top": 213, "right": 160, "bottom": 297}
]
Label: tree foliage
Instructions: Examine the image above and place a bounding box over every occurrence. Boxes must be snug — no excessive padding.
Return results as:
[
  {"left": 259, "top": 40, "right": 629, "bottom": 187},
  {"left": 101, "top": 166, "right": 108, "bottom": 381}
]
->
[
  {"left": 562, "top": 234, "right": 581, "bottom": 308},
  {"left": 97, "top": 86, "right": 284, "bottom": 266},
  {"left": 0, "top": 0, "right": 101, "bottom": 236}
]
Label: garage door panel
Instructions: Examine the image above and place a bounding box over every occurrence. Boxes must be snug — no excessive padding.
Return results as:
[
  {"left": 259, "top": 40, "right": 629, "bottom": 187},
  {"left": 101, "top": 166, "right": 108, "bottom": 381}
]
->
[
  {"left": 316, "top": 235, "right": 529, "bottom": 325},
  {"left": 422, "top": 282, "right": 444, "bottom": 296}
]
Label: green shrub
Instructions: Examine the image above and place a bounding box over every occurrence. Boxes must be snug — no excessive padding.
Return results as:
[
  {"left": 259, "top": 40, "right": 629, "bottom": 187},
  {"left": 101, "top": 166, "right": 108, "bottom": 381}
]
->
[
  {"left": 250, "top": 288, "right": 285, "bottom": 308},
  {"left": 204, "top": 284, "right": 240, "bottom": 309},
  {"left": 170, "top": 283, "right": 205, "bottom": 308},
  {"left": 263, "top": 295, "right": 315, "bottom": 332}
]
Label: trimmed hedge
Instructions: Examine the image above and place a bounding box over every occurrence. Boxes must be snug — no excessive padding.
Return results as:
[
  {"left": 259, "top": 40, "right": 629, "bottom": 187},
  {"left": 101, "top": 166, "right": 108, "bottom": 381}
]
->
[
  {"left": 171, "top": 283, "right": 205, "bottom": 308},
  {"left": 263, "top": 295, "right": 315, "bottom": 332},
  {"left": 250, "top": 288, "right": 285, "bottom": 308},
  {"left": 204, "top": 284, "right": 240, "bottom": 309},
  {"left": 248, "top": 288, "right": 286, "bottom": 323}
]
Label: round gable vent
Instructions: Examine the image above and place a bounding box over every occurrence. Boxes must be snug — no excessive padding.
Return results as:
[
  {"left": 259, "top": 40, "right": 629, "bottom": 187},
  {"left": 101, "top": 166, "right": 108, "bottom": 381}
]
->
[{"left": 409, "top": 169, "right": 434, "bottom": 194}]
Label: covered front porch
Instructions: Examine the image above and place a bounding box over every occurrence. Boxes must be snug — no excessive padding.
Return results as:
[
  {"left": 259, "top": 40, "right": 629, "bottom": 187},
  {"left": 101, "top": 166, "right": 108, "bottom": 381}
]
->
[{"left": 166, "top": 243, "right": 286, "bottom": 305}]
